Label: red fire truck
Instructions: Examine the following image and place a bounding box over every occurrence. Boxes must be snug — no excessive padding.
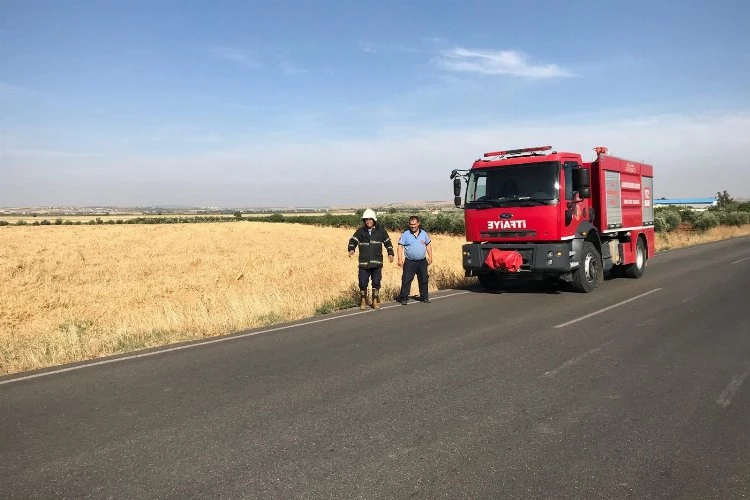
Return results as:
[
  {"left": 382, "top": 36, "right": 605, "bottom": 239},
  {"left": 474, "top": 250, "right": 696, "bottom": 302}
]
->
[{"left": 450, "top": 145, "right": 655, "bottom": 292}]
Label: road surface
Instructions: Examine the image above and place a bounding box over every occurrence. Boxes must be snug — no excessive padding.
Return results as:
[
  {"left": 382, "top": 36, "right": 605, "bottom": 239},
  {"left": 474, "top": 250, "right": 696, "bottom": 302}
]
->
[{"left": 1, "top": 237, "right": 749, "bottom": 498}]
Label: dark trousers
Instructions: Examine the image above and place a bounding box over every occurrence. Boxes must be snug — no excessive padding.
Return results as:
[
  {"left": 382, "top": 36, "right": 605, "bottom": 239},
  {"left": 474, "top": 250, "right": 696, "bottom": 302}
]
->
[
  {"left": 400, "top": 258, "right": 428, "bottom": 300},
  {"left": 358, "top": 267, "right": 382, "bottom": 290}
]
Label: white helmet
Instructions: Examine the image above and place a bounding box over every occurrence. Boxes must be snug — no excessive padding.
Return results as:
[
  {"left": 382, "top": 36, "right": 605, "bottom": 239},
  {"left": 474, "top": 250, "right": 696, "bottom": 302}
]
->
[{"left": 362, "top": 208, "right": 377, "bottom": 221}]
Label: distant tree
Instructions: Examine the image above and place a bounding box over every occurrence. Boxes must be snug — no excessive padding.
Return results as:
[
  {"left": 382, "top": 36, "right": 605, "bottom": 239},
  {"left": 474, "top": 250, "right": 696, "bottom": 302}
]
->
[
  {"left": 716, "top": 190, "right": 735, "bottom": 208},
  {"left": 233, "top": 211, "right": 243, "bottom": 219}
]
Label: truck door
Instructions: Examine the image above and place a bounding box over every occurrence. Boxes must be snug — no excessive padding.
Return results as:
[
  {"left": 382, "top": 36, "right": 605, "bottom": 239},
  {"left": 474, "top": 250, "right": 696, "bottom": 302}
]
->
[
  {"left": 561, "top": 161, "right": 581, "bottom": 239},
  {"left": 560, "top": 161, "right": 580, "bottom": 238}
]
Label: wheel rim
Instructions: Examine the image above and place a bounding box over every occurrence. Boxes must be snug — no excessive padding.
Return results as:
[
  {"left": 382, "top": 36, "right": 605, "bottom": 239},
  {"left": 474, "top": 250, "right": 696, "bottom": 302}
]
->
[
  {"left": 636, "top": 245, "right": 644, "bottom": 269},
  {"left": 584, "top": 253, "right": 597, "bottom": 281}
]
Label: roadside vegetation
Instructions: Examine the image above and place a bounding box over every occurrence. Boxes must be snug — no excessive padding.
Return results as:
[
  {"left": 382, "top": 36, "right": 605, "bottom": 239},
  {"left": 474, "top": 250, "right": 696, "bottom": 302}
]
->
[
  {"left": 2, "top": 191, "right": 748, "bottom": 376},
  {"left": 3, "top": 191, "right": 747, "bottom": 237},
  {"left": 653, "top": 190, "right": 750, "bottom": 249},
  {"left": 0, "top": 222, "right": 469, "bottom": 376}
]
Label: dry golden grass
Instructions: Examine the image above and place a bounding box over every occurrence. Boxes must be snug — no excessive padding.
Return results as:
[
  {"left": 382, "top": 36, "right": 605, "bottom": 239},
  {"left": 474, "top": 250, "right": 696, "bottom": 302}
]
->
[
  {"left": 655, "top": 224, "right": 750, "bottom": 251},
  {"left": 2, "top": 222, "right": 748, "bottom": 376},
  {"left": 0, "top": 222, "right": 468, "bottom": 375}
]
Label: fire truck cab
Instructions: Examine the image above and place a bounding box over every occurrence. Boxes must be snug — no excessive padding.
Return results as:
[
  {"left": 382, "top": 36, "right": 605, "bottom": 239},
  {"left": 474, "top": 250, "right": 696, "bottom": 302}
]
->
[{"left": 451, "top": 146, "right": 655, "bottom": 293}]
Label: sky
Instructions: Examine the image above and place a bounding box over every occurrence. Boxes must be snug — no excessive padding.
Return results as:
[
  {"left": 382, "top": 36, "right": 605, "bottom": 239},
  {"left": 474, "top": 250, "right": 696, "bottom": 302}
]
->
[{"left": 1, "top": 0, "right": 749, "bottom": 208}]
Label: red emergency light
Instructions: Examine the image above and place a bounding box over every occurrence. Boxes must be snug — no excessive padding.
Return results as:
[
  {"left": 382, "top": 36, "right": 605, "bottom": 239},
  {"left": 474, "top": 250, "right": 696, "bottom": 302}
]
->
[
  {"left": 593, "top": 146, "right": 609, "bottom": 155},
  {"left": 483, "top": 145, "right": 552, "bottom": 158}
]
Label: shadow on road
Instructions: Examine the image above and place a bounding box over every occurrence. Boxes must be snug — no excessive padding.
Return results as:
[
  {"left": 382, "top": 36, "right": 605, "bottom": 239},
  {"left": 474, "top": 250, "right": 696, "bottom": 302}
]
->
[{"left": 463, "top": 280, "right": 566, "bottom": 295}]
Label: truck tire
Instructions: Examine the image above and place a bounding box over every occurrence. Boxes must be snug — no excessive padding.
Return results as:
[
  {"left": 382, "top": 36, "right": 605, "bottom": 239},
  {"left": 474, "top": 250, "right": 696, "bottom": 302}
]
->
[
  {"left": 571, "top": 241, "right": 602, "bottom": 293},
  {"left": 478, "top": 272, "right": 503, "bottom": 290},
  {"left": 623, "top": 237, "right": 646, "bottom": 279}
]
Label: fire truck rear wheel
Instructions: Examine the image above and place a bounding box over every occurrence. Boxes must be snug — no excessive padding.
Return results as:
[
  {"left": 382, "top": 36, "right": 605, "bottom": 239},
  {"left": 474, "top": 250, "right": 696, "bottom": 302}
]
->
[
  {"left": 572, "top": 241, "right": 602, "bottom": 293},
  {"left": 478, "top": 272, "right": 503, "bottom": 290},
  {"left": 623, "top": 237, "right": 646, "bottom": 279}
]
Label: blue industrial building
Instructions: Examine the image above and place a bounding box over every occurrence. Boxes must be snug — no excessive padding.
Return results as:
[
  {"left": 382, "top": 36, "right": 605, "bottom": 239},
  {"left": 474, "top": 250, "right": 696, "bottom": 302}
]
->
[{"left": 653, "top": 198, "right": 718, "bottom": 210}]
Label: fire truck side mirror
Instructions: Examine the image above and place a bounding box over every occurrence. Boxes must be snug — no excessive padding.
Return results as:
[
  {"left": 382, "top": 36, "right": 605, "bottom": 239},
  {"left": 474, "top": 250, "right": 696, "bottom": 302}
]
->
[
  {"left": 453, "top": 177, "right": 462, "bottom": 197},
  {"left": 572, "top": 168, "right": 591, "bottom": 189},
  {"left": 454, "top": 196, "right": 462, "bottom": 208}
]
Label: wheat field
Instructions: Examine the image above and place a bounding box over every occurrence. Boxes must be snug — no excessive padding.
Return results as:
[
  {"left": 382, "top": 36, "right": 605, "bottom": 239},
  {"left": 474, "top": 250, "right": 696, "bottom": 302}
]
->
[
  {"left": 2, "top": 222, "right": 748, "bottom": 376},
  {"left": 0, "top": 222, "right": 468, "bottom": 375}
]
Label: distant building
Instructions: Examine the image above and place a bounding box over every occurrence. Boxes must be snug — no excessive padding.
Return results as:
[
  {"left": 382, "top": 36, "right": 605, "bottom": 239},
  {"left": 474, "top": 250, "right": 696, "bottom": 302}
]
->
[{"left": 653, "top": 198, "right": 718, "bottom": 211}]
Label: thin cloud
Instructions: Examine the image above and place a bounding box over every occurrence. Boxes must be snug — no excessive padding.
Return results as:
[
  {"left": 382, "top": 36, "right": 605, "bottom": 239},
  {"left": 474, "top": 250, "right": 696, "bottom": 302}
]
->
[
  {"left": 357, "top": 41, "right": 422, "bottom": 54},
  {"left": 2, "top": 148, "right": 100, "bottom": 158},
  {"left": 0, "top": 82, "right": 25, "bottom": 95},
  {"left": 213, "top": 47, "right": 306, "bottom": 74},
  {"left": 211, "top": 46, "right": 262, "bottom": 68},
  {"left": 4, "top": 112, "right": 749, "bottom": 206},
  {"left": 437, "top": 48, "right": 573, "bottom": 78},
  {"left": 122, "top": 48, "right": 158, "bottom": 57},
  {"left": 278, "top": 60, "right": 307, "bottom": 75}
]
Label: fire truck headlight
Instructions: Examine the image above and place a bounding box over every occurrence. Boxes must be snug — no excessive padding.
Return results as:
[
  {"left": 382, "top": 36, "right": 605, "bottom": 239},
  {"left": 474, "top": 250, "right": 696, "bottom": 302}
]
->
[
  {"left": 556, "top": 251, "right": 563, "bottom": 257},
  {"left": 547, "top": 251, "right": 554, "bottom": 258},
  {"left": 546, "top": 259, "right": 553, "bottom": 265}
]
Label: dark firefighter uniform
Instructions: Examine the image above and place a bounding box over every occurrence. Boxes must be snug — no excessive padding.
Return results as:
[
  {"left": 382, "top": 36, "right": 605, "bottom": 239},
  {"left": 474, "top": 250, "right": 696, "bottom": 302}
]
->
[{"left": 348, "top": 222, "right": 395, "bottom": 309}]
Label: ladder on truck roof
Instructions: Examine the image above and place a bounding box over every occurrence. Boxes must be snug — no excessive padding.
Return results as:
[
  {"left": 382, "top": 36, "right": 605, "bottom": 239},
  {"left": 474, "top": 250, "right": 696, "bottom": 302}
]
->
[{"left": 481, "top": 145, "right": 554, "bottom": 161}]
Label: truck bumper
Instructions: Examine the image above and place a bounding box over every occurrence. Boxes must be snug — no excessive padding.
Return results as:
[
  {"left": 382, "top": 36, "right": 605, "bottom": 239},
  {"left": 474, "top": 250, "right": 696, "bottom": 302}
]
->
[{"left": 462, "top": 242, "right": 574, "bottom": 277}]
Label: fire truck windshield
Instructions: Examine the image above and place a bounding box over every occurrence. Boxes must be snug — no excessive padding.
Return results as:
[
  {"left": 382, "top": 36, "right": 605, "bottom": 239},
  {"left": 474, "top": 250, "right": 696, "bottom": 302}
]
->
[{"left": 465, "top": 161, "right": 559, "bottom": 207}]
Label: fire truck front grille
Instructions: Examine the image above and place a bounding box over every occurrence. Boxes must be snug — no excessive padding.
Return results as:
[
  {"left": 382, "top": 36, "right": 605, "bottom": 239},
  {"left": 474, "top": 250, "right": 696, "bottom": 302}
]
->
[{"left": 480, "top": 231, "right": 537, "bottom": 238}]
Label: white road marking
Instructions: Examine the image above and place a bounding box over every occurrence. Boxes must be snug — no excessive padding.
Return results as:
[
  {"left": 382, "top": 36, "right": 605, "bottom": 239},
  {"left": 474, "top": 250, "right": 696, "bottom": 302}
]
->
[
  {"left": 716, "top": 367, "right": 750, "bottom": 408},
  {"left": 544, "top": 340, "right": 613, "bottom": 377},
  {"left": 731, "top": 256, "right": 750, "bottom": 265},
  {"left": 554, "top": 288, "right": 663, "bottom": 329},
  {"left": 0, "top": 290, "right": 470, "bottom": 386}
]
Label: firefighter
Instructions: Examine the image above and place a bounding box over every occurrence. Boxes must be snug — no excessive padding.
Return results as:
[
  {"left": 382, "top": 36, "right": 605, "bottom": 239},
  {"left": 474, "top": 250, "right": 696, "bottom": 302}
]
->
[{"left": 348, "top": 209, "right": 395, "bottom": 310}]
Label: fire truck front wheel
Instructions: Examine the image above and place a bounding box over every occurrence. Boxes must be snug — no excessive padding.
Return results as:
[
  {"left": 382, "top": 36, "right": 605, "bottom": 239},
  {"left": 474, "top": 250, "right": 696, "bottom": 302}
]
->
[{"left": 571, "top": 241, "right": 602, "bottom": 293}]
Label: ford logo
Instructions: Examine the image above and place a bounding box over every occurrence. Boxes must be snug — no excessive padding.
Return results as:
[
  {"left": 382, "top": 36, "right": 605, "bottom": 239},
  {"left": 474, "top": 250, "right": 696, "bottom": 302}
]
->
[{"left": 500, "top": 213, "right": 513, "bottom": 219}]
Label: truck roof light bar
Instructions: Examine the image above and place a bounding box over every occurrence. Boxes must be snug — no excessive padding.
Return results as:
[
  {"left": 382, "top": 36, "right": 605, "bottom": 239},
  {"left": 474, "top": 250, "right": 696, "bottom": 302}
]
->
[
  {"left": 483, "top": 145, "right": 552, "bottom": 158},
  {"left": 593, "top": 146, "right": 608, "bottom": 155}
]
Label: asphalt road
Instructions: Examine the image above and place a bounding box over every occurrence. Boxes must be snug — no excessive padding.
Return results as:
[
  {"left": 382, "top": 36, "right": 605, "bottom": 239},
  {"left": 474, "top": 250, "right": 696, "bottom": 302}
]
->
[{"left": 1, "top": 237, "right": 749, "bottom": 499}]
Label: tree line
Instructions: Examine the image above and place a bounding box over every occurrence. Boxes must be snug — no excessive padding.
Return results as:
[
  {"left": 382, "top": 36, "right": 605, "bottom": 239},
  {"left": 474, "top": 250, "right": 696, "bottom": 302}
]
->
[
  {"left": 654, "top": 192, "right": 750, "bottom": 232},
  {"left": 2, "top": 192, "right": 748, "bottom": 234}
]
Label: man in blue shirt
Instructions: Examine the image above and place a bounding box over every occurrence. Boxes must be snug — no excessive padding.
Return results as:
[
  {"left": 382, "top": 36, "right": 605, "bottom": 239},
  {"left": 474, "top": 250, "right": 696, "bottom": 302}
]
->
[{"left": 397, "top": 215, "right": 433, "bottom": 305}]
